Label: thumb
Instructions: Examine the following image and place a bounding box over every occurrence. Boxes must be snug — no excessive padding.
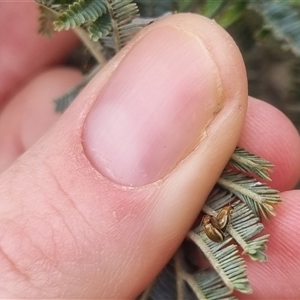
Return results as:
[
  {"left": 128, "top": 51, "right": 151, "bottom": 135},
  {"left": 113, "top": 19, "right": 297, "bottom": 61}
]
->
[{"left": 0, "top": 14, "right": 247, "bottom": 298}]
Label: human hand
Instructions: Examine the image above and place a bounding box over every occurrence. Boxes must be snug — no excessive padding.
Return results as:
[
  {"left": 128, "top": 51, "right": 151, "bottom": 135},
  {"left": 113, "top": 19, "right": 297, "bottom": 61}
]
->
[{"left": 0, "top": 3, "right": 300, "bottom": 299}]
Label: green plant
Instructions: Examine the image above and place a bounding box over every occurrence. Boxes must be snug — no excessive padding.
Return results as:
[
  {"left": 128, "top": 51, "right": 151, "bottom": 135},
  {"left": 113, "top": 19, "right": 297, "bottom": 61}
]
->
[{"left": 34, "top": 1, "right": 300, "bottom": 299}]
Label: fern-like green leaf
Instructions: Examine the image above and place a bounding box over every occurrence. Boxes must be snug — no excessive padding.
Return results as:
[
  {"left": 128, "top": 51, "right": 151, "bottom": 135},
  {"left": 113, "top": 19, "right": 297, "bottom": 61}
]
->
[
  {"left": 87, "top": 14, "right": 112, "bottom": 41},
  {"left": 35, "top": 0, "right": 78, "bottom": 15},
  {"left": 54, "top": 0, "right": 107, "bottom": 31},
  {"left": 248, "top": 0, "right": 300, "bottom": 56},
  {"left": 227, "top": 203, "right": 268, "bottom": 262},
  {"left": 188, "top": 231, "right": 252, "bottom": 294},
  {"left": 217, "top": 171, "right": 281, "bottom": 220},
  {"left": 106, "top": 0, "right": 140, "bottom": 51},
  {"left": 192, "top": 270, "right": 238, "bottom": 300},
  {"left": 176, "top": 251, "right": 238, "bottom": 300},
  {"left": 229, "top": 147, "right": 274, "bottom": 181}
]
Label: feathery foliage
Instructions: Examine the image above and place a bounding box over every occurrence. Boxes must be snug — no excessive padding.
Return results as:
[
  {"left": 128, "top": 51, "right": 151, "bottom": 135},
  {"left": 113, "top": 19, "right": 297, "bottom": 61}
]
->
[
  {"left": 54, "top": 0, "right": 107, "bottom": 31},
  {"left": 192, "top": 270, "right": 238, "bottom": 300},
  {"left": 227, "top": 203, "right": 269, "bottom": 262},
  {"left": 228, "top": 147, "right": 274, "bottom": 181},
  {"left": 37, "top": 0, "right": 142, "bottom": 64},
  {"left": 188, "top": 231, "right": 251, "bottom": 294},
  {"left": 218, "top": 171, "right": 280, "bottom": 220},
  {"left": 87, "top": 13, "right": 112, "bottom": 41},
  {"left": 106, "top": 0, "right": 140, "bottom": 51}
]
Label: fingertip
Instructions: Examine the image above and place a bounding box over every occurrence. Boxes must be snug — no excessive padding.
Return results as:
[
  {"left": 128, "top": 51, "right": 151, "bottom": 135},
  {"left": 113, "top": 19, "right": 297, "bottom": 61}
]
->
[
  {"left": 0, "top": 67, "right": 82, "bottom": 172},
  {"left": 239, "top": 97, "right": 300, "bottom": 191},
  {"left": 240, "top": 190, "right": 300, "bottom": 299}
]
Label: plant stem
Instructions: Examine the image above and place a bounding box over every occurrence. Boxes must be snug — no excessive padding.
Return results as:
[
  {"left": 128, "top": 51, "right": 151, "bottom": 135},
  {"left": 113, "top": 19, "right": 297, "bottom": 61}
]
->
[{"left": 74, "top": 27, "right": 107, "bottom": 66}]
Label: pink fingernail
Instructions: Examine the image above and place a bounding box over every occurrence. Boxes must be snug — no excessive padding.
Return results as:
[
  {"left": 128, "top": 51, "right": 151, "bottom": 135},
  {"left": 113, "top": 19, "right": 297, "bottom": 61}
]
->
[{"left": 83, "top": 26, "right": 223, "bottom": 186}]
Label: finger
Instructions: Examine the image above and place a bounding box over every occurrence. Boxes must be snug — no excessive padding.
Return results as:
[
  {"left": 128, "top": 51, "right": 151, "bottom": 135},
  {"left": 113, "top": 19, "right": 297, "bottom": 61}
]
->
[
  {"left": 0, "top": 1, "right": 79, "bottom": 106},
  {"left": 240, "top": 190, "right": 300, "bottom": 300},
  {"left": 0, "top": 13, "right": 247, "bottom": 298},
  {"left": 239, "top": 97, "right": 300, "bottom": 191},
  {"left": 0, "top": 67, "right": 82, "bottom": 172}
]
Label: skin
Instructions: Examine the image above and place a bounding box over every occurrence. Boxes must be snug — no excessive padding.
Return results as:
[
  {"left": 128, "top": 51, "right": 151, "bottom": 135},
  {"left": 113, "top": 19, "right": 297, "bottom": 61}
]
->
[{"left": 0, "top": 2, "right": 300, "bottom": 299}]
